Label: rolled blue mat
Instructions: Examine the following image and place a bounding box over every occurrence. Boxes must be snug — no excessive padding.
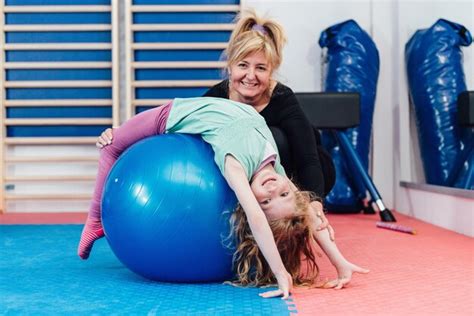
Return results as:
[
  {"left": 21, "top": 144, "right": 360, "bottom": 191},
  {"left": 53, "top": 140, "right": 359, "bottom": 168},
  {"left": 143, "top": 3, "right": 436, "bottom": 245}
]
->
[
  {"left": 406, "top": 19, "right": 473, "bottom": 188},
  {"left": 319, "top": 20, "right": 380, "bottom": 211}
]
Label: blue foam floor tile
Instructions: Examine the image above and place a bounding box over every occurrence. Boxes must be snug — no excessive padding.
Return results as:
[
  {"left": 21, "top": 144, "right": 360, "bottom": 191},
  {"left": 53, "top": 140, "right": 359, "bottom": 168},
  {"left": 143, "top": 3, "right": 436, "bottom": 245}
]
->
[{"left": 0, "top": 225, "right": 292, "bottom": 315}]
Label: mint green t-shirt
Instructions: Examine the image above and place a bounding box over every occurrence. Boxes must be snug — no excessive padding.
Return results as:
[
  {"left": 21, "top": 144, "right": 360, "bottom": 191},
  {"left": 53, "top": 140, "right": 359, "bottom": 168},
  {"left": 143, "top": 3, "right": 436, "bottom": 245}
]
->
[{"left": 165, "top": 97, "right": 286, "bottom": 180}]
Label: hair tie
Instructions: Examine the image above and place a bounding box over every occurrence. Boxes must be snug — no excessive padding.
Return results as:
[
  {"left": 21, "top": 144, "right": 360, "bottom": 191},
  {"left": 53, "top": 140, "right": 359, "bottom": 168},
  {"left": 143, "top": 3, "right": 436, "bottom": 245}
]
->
[{"left": 252, "top": 24, "right": 267, "bottom": 36}]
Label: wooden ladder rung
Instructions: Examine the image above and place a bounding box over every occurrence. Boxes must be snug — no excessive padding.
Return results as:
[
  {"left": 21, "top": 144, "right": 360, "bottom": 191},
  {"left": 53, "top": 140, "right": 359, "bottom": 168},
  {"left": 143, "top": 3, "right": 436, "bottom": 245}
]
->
[
  {"left": 132, "top": 80, "right": 219, "bottom": 88},
  {"left": 5, "top": 80, "right": 112, "bottom": 88},
  {"left": 5, "top": 156, "right": 99, "bottom": 163},
  {"left": 131, "top": 23, "right": 234, "bottom": 31},
  {"left": 3, "top": 5, "right": 111, "bottom": 13},
  {"left": 4, "top": 24, "right": 112, "bottom": 32},
  {"left": 4, "top": 62, "right": 112, "bottom": 69},
  {"left": 132, "top": 42, "right": 228, "bottom": 50},
  {"left": 4, "top": 118, "right": 112, "bottom": 126},
  {"left": 5, "top": 194, "right": 92, "bottom": 200},
  {"left": 132, "top": 99, "right": 171, "bottom": 106},
  {"left": 3, "top": 43, "right": 112, "bottom": 50},
  {"left": 5, "top": 99, "right": 112, "bottom": 107},
  {"left": 131, "top": 5, "right": 240, "bottom": 12},
  {"left": 6, "top": 175, "right": 96, "bottom": 182},
  {"left": 4, "top": 137, "right": 96, "bottom": 145},
  {"left": 132, "top": 61, "right": 226, "bottom": 69}
]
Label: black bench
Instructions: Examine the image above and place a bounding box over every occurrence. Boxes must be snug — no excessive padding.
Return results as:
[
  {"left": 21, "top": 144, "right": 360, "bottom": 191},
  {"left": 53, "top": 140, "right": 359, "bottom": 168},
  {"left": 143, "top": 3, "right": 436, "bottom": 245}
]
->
[{"left": 274, "top": 92, "right": 396, "bottom": 222}]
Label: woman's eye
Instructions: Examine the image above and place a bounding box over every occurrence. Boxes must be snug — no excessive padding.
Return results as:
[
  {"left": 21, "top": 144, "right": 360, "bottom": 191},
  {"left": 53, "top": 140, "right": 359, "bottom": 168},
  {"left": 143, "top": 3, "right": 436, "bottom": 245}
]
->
[
  {"left": 261, "top": 199, "right": 270, "bottom": 205},
  {"left": 280, "top": 192, "right": 289, "bottom": 197}
]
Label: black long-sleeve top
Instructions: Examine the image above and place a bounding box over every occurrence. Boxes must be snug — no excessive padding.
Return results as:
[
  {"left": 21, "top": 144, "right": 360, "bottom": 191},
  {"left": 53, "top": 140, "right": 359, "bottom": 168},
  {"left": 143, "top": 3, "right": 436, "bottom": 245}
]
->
[{"left": 203, "top": 80, "right": 325, "bottom": 197}]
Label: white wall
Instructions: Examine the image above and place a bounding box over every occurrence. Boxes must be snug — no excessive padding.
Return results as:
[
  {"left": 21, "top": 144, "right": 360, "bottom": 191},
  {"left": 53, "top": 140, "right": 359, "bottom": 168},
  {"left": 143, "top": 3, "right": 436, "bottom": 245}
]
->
[
  {"left": 243, "top": 0, "right": 372, "bottom": 90},
  {"left": 243, "top": 0, "right": 473, "bottom": 214},
  {"left": 393, "top": 0, "right": 473, "bottom": 228}
]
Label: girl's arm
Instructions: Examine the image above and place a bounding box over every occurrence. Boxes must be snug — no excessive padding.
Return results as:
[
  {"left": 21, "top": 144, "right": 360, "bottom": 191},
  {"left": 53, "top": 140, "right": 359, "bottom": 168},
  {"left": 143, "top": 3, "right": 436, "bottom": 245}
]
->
[
  {"left": 308, "top": 203, "right": 369, "bottom": 289},
  {"left": 224, "top": 156, "right": 292, "bottom": 299}
]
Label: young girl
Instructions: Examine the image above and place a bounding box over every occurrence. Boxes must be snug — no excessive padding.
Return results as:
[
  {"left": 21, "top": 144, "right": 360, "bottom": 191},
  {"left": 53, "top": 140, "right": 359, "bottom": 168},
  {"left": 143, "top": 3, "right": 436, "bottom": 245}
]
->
[{"left": 78, "top": 97, "right": 368, "bottom": 298}]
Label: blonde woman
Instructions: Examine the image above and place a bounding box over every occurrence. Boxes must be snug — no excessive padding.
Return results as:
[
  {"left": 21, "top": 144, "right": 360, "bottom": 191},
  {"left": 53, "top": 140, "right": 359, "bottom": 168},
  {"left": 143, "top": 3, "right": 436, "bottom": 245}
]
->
[{"left": 204, "top": 10, "right": 336, "bottom": 202}]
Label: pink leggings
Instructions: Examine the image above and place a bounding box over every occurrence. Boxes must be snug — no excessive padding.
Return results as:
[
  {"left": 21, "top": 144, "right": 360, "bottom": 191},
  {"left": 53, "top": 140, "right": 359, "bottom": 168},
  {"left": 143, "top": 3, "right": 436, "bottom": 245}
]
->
[{"left": 88, "top": 102, "right": 172, "bottom": 221}]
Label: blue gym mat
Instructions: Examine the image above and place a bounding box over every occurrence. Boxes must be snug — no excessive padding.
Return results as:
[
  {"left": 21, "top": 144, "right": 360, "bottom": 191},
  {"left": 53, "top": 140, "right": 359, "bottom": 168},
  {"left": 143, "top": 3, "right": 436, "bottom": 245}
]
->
[{"left": 0, "top": 225, "right": 295, "bottom": 315}]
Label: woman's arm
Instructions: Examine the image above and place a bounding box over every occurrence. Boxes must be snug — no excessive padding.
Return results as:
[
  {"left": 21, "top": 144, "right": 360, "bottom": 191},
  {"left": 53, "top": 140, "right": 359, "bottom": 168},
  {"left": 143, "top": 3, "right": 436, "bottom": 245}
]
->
[
  {"left": 224, "top": 155, "right": 292, "bottom": 299},
  {"left": 287, "top": 177, "right": 334, "bottom": 240},
  {"left": 263, "top": 89, "right": 326, "bottom": 197},
  {"left": 281, "top": 96, "right": 325, "bottom": 196},
  {"left": 310, "top": 201, "right": 335, "bottom": 241}
]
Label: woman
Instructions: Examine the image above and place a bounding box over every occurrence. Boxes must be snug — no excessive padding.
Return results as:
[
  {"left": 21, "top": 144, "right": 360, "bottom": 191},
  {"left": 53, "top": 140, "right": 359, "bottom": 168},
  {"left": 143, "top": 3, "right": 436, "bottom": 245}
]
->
[{"left": 203, "top": 10, "right": 335, "bottom": 199}]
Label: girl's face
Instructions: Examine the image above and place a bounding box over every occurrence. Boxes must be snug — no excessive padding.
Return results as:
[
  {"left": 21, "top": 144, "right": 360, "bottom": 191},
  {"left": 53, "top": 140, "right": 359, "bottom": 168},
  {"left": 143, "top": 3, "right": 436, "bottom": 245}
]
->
[
  {"left": 228, "top": 50, "right": 272, "bottom": 106},
  {"left": 250, "top": 168, "right": 295, "bottom": 221}
]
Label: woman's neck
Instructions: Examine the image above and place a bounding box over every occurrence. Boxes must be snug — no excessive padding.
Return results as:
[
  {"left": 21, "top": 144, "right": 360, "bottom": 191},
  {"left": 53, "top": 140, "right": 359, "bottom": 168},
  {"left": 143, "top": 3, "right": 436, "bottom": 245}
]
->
[{"left": 229, "top": 90, "right": 268, "bottom": 111}]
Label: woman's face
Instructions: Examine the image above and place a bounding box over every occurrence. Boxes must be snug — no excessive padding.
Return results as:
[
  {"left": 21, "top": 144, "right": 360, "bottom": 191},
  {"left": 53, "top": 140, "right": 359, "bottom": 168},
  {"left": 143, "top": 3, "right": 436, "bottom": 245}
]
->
[{"left": 228, "top": 50, "right": 272, "bottom": 105}]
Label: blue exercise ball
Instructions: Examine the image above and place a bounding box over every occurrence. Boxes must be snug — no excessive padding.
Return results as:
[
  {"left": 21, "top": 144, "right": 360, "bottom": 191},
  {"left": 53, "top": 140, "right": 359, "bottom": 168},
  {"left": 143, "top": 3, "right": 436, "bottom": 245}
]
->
[{"left": 101, "top": 134, "right": 237, "bottom": 282}]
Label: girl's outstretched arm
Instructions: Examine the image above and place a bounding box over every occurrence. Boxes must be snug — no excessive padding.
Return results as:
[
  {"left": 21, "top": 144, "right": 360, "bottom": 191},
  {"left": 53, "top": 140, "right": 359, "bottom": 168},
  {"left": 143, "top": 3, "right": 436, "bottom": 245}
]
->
[
  {"left": 224, "top": 156, "right": 293, "bottom": 299},
  {"left": 309, "top": 203, "right": 369, "bottom": 289}
]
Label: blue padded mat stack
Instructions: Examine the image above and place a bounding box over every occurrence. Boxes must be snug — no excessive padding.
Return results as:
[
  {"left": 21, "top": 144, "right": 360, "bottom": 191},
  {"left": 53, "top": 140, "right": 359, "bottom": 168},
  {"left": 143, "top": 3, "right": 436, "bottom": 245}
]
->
[{"left": 0, "top": 225, "right": 293, "bottom": 315}]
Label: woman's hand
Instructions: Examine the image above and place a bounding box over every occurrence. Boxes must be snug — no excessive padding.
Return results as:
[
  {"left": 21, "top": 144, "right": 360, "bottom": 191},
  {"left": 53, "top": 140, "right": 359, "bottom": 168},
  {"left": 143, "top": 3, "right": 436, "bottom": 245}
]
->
[
  {"left": 311, "top": 201, "right": 335, "bottom": 241},
  {"left": 96, "top": 128, "right": 114, "bottom": 149},
  {"left": 259, "top": 270, "right": 293, "bottom": 299}
]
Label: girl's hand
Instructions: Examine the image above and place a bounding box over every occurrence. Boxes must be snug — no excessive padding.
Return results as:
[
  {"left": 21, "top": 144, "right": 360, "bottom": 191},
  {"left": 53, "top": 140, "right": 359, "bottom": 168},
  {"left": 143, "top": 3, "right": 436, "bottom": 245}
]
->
[
  {"left": 324, "top": 263, "right": 369, "bottom": 290},
  {"left": 259, "top": 270, "right": 293, "bottom": 299},
  {"left": 96, "top": 128, "right": 114, "bottom": 148}
]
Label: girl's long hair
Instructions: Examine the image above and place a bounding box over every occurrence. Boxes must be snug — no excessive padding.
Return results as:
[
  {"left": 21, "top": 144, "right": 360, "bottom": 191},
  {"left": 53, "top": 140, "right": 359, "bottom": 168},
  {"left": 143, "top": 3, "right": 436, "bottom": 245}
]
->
[{"left": 228, "top": 190, "right": 320, "bottom": 287}]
